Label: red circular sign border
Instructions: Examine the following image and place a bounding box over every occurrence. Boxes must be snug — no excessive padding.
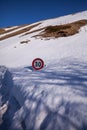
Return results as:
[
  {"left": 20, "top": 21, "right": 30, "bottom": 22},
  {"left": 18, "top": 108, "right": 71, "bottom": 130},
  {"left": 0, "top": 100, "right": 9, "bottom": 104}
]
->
[{"left": 32, "top": 58, "right": 44, "bottom": 70}]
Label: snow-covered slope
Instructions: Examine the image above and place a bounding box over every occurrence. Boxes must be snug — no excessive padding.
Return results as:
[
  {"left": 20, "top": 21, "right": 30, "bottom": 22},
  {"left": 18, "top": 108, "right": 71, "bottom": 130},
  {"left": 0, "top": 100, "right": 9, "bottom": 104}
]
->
[
  {"left": 0, "top": 11, "right": 87, "bottom": 130},
  {"left": 0, "top": 11, "right": 87, "bottom": 67}
]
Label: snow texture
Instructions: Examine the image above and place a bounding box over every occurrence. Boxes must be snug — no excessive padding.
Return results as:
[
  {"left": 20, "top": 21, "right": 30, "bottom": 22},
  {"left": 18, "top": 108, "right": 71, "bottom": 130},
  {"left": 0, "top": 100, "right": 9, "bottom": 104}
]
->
[{"left": 0, "top": 11, "right": 87, "bottom": 130}]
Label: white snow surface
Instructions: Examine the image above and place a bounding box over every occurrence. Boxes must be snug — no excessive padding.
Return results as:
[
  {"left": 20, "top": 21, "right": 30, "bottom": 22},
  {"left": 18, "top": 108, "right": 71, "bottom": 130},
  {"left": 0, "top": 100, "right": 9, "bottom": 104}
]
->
[
  {"left": 4, "top": 26, "right": 18, "bottom": 31},
  {"left": 0, "top": 11, "right": 87, "bottom": 130},
  {"left": 0, "top": 24, "right": 31, "bottom": 38}
]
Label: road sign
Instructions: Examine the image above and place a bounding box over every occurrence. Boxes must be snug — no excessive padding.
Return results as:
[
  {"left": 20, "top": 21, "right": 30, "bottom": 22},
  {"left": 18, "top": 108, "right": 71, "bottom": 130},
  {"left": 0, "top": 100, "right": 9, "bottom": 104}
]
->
[{"left": 32, "top": 58, "right": 44, "bottom": 70}]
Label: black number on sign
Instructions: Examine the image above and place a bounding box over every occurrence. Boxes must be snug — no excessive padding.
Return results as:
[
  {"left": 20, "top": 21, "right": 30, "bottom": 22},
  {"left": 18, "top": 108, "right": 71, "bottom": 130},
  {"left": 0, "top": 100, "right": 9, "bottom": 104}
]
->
[{"left": 35, "top": 61, "right": 41, "bottom": 67}]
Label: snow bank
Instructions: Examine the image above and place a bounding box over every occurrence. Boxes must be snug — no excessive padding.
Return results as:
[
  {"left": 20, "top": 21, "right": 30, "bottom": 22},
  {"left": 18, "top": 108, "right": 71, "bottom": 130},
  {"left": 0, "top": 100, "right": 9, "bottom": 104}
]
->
[
  {"left": 10, "top": 59, "right": 87, "bottom": 130},
  {"left": 0, "top": 66, "right": 18, "bottom": 130},
  {"left": 0, "top": 66, "right": 9, "bottom": 125}
]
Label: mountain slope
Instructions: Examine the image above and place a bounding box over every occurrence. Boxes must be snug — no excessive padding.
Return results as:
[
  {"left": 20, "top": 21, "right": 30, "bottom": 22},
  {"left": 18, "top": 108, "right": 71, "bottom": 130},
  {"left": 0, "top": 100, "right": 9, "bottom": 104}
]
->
[
  {"left": 0, "top": 11, "right": 87, "bottom": 130},
  {"left": 0, "top": 11, "right": 87, "bottom": 67}
]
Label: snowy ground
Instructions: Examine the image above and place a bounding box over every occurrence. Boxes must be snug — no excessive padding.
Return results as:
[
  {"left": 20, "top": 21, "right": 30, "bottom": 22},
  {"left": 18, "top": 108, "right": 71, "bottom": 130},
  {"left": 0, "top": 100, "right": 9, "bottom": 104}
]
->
[
  {"left": 0, "top": 59, "right": 87, "bottom": 130},
  {"left": 0, "top": 11, "right": 87, "bottom": 130},
  {"left": 11, "top": 59, "right": 87, "bottom": 130}
]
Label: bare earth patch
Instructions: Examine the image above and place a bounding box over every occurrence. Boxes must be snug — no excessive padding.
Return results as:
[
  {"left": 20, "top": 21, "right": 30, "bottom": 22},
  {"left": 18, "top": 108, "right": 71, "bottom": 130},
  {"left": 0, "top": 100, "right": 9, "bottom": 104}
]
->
[
  {"left": 0, "top": 20, "right": 87, "bottom": 41},
  {"left": 22, "top": 27, "right": 46, "bottom": 36},
  {"left": 0, "top": 29, "right": 5, "bottom": 34},
  {"left": 0, "top": 23, "right": 41, "bottom": 41},
  {"left": 34, "top": 19, "right": 87, "bottom": 38},
  {"left": 20, "top": 40, "right": 30, "bottom": 44},
  {"left": 0, "top": 25, "right": 28, "bottom": 35}
]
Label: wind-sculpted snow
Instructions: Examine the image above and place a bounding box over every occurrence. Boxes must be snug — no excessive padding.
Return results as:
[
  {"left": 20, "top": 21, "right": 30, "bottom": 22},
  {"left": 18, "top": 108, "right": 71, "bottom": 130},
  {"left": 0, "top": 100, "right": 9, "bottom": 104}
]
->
[
  {"left": 0, "top": 66, "right": 11, "bottom": 126},
  {"left": 0, "top": 66, "right": 20, "bottom": 130},
  {"left": 9, "top": 59, "right": 87, "bottom": 130}
]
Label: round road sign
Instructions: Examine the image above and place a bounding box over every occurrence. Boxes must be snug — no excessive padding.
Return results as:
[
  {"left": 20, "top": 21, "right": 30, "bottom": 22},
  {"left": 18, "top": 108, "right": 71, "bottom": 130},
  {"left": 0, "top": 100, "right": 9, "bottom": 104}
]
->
[{"left": 32, "top": 58, "right": 44, "bottom": 70}]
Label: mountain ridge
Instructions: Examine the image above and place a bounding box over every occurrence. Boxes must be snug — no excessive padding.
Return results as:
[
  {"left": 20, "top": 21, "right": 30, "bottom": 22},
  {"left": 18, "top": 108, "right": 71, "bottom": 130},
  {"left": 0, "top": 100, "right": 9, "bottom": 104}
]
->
[{"left": 0, "top": 10, "right": 87, "bottom": 41}]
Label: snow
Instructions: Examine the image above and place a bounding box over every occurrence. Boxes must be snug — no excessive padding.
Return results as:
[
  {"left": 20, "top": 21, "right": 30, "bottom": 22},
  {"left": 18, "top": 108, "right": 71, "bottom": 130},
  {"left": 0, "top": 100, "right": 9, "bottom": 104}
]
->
[
  {"left": 0, "top": 24, "right": 31, "bottom": 38},
  {"left": 0, "top": 30, "right": 87, "bottom": 68},
  {"left": 4, "top": 26, "right": 18, "bottom": 31},
  {"left": 0, "top": 11, "right": 87, "bottom": 130},
  {"left": 9, "top": 60, "right": 87, "bottom": 130},
  {"left": 0, "top": 66, "right": 10, "bottom": 125},
  {"left": 79, "top": 25, "right": 87, "bottom": 32},
  {"left": 30, "top": 11, "right": 87, "bottom": 32}
]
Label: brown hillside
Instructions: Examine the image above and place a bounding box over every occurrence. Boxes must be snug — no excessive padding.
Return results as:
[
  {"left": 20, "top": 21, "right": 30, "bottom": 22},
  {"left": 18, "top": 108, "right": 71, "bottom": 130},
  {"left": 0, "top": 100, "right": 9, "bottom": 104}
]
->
[
  {"left": 0, "top": 28, "right": 5, "bottom": 34},
  {"left": 35, "top": 19, "right": 87, "bottom": 38},
  {"left": 0, "top": 23, "right": 41, "bottom": 41},
  {"left": 0, "top": 25, "right": 26, "bottom": 35}
]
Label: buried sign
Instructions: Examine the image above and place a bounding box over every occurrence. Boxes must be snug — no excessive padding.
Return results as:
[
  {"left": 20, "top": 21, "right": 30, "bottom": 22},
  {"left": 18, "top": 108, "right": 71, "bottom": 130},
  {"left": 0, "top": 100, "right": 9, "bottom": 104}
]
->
[{"left": 32, "top": 58, "right": 44, "bottom": 70}]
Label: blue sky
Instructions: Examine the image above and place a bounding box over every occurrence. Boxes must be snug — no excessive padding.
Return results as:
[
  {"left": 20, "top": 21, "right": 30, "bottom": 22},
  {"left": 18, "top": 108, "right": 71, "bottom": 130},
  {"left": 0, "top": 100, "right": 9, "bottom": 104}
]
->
[{"left": 0, "top": 0, "right": 87, "bottom": 28}]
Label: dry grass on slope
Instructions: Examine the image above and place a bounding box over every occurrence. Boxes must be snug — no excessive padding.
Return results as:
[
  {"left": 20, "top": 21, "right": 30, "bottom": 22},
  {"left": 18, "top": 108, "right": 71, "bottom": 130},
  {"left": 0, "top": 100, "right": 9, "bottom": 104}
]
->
[
  {"left": 0, "top": 23, "right": 41, "bottom": 41},
  {"left": 0, "top": 25, "right": 27, "bottom": 35},
  {"left": 35, "top": 20, "right": 87, "bottom": 38},
  {"left": 20, "top": 40, "right": 30, "bottom": 44},
  {"left": 0, "top": 28, "right": 5, "bottom": 34},
  {"left": 22, "top": 27, "right": 46, "bottom": 36}
]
